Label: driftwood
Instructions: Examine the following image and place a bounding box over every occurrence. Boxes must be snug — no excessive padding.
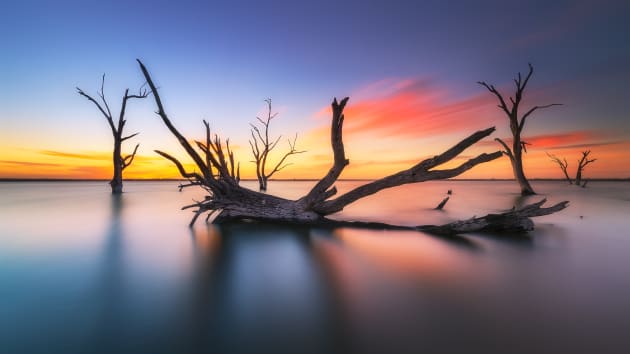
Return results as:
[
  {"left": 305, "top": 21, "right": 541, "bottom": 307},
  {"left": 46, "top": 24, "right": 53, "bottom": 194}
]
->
[
  {"left": 479, "top": 64, "right": 562, "bottom": 196},
  {"left": 418, "top": 199, "right": 568, "bottom": 235},
  {"left": 435, "top": 196, "right": 450, "bottom": 210},
  {"left": 137, "top": 59, "right": 567, "bottom": 235}
]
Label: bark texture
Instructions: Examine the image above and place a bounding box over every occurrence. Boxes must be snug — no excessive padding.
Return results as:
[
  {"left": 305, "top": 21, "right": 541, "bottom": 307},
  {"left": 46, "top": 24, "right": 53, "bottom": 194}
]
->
[
  {"left": 77, "top": 75, "right": 148, "bottom": 194},
  {"left": 138, "top": 59, "right": 566, "bottom": 234},
  {"left": 479, "top": 64, "right": 561, "bottom": 196}
]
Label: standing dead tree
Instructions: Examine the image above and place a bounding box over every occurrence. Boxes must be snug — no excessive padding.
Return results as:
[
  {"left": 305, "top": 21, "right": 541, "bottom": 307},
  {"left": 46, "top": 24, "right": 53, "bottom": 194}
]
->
[
  {"left": 547, "top": 152, "right": 572, "bottom": 184},
  {"left": 138, "top": 59, "right": 567, "bottom": 233},
  {"left": 479, "top": 64, "right": 562, "bottom": 195},
  {"left": 77, "top": 75, "right": 149, "bottom": 194},
  {"left": 249, "top": 99, "right": 305, "bottom": 191},
  {"left": 547, "top": 150, "right": 596, "bottom": 187},
  {"left": 575, "top": 150, "right": 596, "bottom": 186}
]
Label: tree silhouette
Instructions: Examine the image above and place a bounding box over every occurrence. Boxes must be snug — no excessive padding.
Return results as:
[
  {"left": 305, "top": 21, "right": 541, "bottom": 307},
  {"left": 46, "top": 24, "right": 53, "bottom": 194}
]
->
[
  {"left": 77, "top": 75, "right": 149, "bottom": 194},
  {"left": 249, "top": 99, "right": 305, "bottom": 191},
  {"left": 575, "top": 150, "right": 596, "bottom": 186},
  {"left": 547, "top": 150, "right": 596, "bottom": 187},
  {"left": 479, "top": 64, "right": 562, "bottom": 195},
  {"left": 547, "top": 152, "right": 572, "bottom": 184}
]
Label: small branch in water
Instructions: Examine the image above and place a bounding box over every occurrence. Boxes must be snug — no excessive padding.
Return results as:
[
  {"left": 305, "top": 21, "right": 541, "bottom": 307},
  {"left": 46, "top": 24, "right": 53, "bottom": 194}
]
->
[{"left": 435, "top": 196, "right": 450, "bottom": 210}]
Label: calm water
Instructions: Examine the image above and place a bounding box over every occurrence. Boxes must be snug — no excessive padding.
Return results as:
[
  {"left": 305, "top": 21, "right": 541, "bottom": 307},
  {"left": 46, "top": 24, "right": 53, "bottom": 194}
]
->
[{"left": 1, "top": 180, "right": 629, "bottom": 354}]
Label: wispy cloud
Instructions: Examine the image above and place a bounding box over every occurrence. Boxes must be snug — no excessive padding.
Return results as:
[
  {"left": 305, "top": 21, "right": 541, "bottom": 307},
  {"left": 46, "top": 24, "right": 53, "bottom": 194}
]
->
[
  {"left": 314, "top": 78, "right": 496, "bottom": 140},
  {"left": 478, "top": 130, "right": 621, "bottom": 151},
  {"left": 0, "top": 160, "right": 63, "bottom": 167},
  {"left": 38, "top": 150, "right": 110, "bottom": 160}
]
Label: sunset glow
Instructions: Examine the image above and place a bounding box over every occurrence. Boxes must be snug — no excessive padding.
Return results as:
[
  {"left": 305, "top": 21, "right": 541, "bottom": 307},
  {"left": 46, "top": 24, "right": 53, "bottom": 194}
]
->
[{"left": 1, "top": 1, "right": 628, "bottom": 180}]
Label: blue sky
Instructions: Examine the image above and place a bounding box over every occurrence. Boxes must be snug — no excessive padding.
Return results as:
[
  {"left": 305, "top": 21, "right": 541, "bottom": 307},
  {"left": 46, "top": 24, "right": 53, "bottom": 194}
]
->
[{"left": 1, "top": 0, "right": 629, "bottom": 178}]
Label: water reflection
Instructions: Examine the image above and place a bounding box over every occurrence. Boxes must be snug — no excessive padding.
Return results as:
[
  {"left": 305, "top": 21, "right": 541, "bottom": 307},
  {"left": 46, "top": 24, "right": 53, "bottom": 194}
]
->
[
  {"left": 184, "top": 223, "right": 350, "bottom": 354},
  {"left": 2, "top": 181, "right": 630, "bottom": 354},
  {"left": 94, "top": 194, "right": 127, "bottom": 351}
]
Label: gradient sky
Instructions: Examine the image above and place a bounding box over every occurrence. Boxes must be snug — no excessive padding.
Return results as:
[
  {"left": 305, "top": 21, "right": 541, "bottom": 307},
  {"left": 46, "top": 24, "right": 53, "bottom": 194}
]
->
[{"left": 1, "top": 0, "right": 629, "bottom": 180}]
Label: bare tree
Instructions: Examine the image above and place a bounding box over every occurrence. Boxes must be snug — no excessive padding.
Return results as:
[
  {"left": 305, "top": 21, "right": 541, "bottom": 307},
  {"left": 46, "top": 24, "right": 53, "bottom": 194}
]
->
[
  {"left": 77, "top": 75, "right": 149, "bottom": 194},
  {"left": 479, "top": 64, "right": 562, "bottom": 195},
  {"left": 547, "top": 150, "right": 596, "bottom": 187},
  {"left": 547, "top": 152, "right": 572, "bottom": 184},
  {"left": 249, "top": 99, "right": 305, "bottom": 191},
  {"left": 138, "top": 59, "right": 567, "bottom": 234},
  {"left": 575, "top": 150, "right": 596, "bottom": 186}
]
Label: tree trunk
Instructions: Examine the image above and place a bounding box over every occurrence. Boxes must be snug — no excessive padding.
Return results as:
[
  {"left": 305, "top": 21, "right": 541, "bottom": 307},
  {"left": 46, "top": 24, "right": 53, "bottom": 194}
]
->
[
  {"left": 512, "top": 148, "right": 535, "bottom": 195},
  {"left": 575, "top": 169, "right": 582, "bottom": 186},
  {"left": 110, "top": 139, "right": 123, "bottom": 194}
]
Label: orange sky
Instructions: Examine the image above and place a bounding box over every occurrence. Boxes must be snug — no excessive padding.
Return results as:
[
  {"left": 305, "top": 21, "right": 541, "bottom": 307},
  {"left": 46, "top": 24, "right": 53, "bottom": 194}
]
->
[{"left": 1, "top": 78, "right": 628, "bottom": 180}]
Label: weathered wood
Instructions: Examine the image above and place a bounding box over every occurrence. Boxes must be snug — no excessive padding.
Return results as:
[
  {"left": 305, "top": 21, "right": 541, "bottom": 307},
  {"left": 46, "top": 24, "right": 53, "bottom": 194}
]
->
[
  {"left": 77, "top": 75, "right": 148, "bottom": 194},
  {"left": 137, "top": 59, "right": 566, "bottom": 234},
  {"left": 435, "top": 196, "right": 450, "bottom": 210},
  {"left": 479, "top": 64, "right": 562, "bottom": 196},
  {"left": 418, "top": 199, "right": 569, "bottom": 235}
]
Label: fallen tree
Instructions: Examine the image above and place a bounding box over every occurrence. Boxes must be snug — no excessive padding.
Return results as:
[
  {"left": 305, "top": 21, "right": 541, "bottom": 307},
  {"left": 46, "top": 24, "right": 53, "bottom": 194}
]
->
[{"left": 137, "top": 59, "right": 567, "bottom": 234}]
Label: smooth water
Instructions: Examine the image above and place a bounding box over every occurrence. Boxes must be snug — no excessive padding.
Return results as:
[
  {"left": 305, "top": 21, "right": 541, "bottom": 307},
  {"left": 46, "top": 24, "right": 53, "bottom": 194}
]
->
[{"left": 1, "top": 180, "right": 629, "bottom": 354}]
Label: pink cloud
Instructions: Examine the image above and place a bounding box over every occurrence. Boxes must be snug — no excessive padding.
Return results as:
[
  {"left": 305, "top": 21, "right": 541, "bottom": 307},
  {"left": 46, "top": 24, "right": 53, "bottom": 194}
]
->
[{"left": 316, "top": 78, "right": 497, "bottom": 139}]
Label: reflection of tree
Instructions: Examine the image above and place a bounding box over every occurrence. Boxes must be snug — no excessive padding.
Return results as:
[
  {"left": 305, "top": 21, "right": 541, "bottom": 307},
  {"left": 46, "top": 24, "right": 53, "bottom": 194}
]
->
[
  {"left": 185, "top": 224, "right": 351, "bottom": 354},
  {"left": 93, "top": 194, "right": 126, "bottom": 351}
]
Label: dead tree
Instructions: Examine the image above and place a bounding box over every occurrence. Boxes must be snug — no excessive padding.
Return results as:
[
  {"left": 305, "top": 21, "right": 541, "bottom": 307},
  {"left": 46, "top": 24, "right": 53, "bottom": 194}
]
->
[
  {"left": 479, "top": 64, "right": 562, "bottom": 195},
  {"left": 138, "top": 59, "right": 567, "bottom": 234},
  {"left": 77, "top": 75, "right": 149, "bottom": 194},
  {"left": 249, "top": 99, "right": 305, "bottom": 191},
  {"left": 575, "top": 150, "right": 596, "bottom": 186},
  {"left": 547, "top": 150, "right": 596, "bottom": 187},
  {"left": 547, "top": 152, "right": 572, "bottom": 184}
]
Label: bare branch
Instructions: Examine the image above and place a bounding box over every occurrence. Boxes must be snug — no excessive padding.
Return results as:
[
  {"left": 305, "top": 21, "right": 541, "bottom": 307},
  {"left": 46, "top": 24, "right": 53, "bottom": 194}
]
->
[
  {"left": 137, "top": 59, "right": 213, "bottom": 181},
  {"left": 477, "top": 81, "right": 511, "bottom": 116},
  {"left": 121, "top": 132, "right": 139, "bottom": 141},
  {"left": 518, "top": 103, "right": 563, "bottom": 132},
  {"left": 312, "top": 127, "right": 501, "bottom": 214},
  {"left": 77, "top": 86, "right": 116, "bottom": 134},
  {"left": 155, "top": 150, "right": 203, "bottom": 180},
  {"left": 301, "top": 97, "right": 350, "bottom": 206},
  {"left": 121, "top": 144, "right": 140, "bottom": 170}
]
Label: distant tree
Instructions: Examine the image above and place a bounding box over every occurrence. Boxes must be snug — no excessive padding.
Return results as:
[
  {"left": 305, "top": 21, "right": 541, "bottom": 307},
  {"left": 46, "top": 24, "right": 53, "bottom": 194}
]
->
[
  {"left": 77, "top": 75, "right": 149, "bottom": 194},
  {"left": 249, "top": 99, "right": 305, "bottom": 191},
  {"left": 575, "top": 150, "right": 596, "bottom": 186},
  {"left": 479, "top": 64, "right": 562, "bottom": 195},
  {"left": 547, "top": 152, "right": 572, "bottom": 184},
  {"left": 547, "top": 150, "right": 597, "bottom": 187}
]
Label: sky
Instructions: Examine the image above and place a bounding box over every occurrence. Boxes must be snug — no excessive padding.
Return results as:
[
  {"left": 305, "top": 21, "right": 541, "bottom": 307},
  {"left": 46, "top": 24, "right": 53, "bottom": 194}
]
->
[{"left": 1, "top": 0, "right": 629, "bottom": 180}]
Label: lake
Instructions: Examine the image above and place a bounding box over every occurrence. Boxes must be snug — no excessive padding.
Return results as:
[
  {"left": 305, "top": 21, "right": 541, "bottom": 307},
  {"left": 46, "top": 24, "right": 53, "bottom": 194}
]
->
[{"left": 1, "top": 180, "right": 629, "bottom": 354}]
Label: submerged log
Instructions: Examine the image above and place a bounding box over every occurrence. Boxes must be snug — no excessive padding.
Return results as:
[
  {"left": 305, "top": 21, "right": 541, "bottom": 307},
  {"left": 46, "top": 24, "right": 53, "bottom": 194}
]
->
[
  {"left": 418, "top": 199, "right": 569, "bottom": 235},
  {"left": 137, "top": 59, "right": 567, "bottom": 234},
  {"left": 435, "top": 196, "right": 450, "bottom": 210}
]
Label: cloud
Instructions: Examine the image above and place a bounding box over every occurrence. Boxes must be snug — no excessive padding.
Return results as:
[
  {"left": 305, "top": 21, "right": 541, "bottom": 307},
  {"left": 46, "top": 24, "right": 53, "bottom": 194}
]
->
[
  {"left": 314, "top": 78, "right": 496, "bottom": 140},
  {"left": 0, "top": 160, "right": 63, "bottom": 167},
  {"left": 478, "top": 130, "right": 621, "bottom": 151},
  {"left": 39, "top": 150, "right": 110, "bottom": 160}
]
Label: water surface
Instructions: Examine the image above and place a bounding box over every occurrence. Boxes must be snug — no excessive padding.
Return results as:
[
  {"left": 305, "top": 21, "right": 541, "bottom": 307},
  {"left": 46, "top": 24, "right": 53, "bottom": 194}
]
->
[{"left": 1, "top": 180, "right": 629, "bottom": 353}]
